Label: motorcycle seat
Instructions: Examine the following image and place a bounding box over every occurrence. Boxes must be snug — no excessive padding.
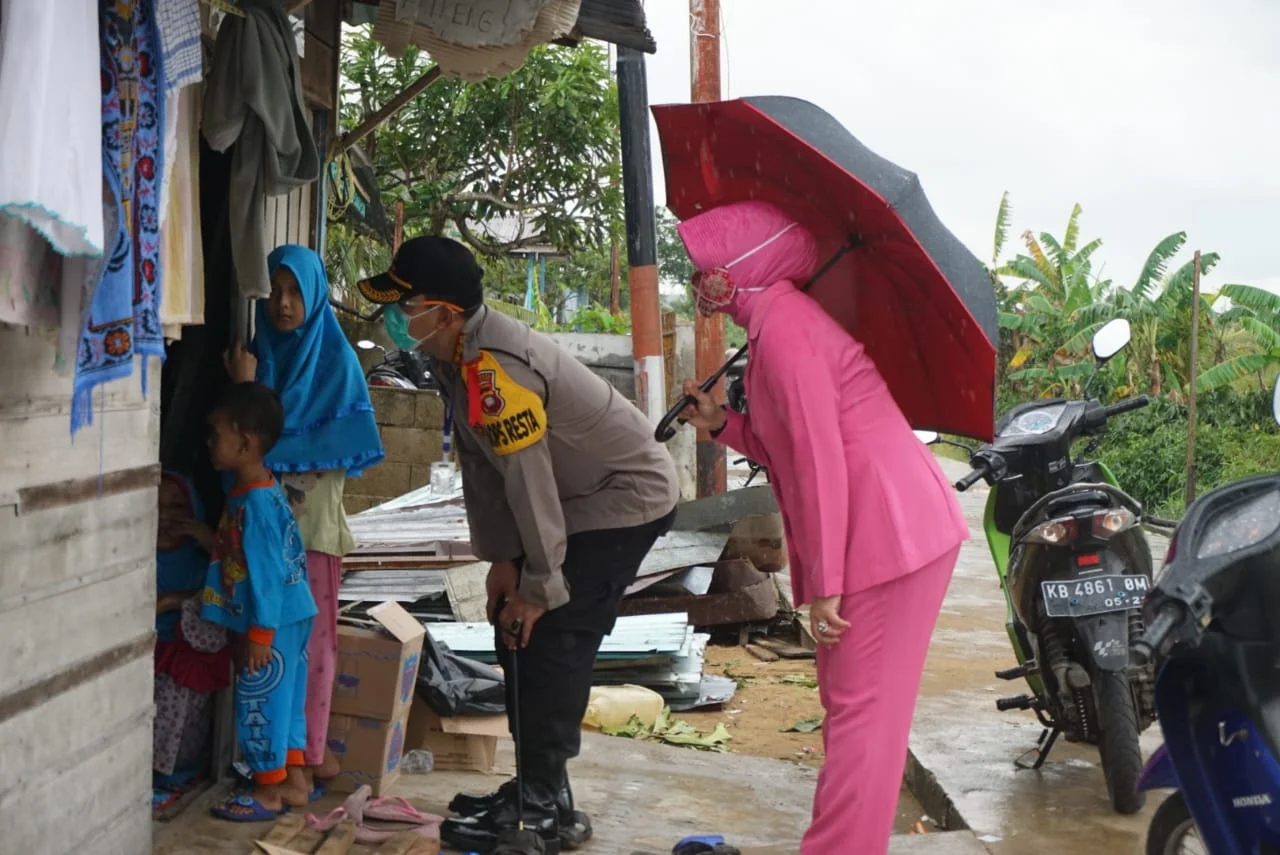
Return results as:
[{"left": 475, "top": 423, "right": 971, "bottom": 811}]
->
[{"left": 1044, "top": 490, "right": 1111, "bottom": 518}]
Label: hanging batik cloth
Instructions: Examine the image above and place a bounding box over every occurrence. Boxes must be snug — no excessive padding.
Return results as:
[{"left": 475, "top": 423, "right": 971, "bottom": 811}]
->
[{"left": 75, "top": 0, "right": 167, "bottom": 432}]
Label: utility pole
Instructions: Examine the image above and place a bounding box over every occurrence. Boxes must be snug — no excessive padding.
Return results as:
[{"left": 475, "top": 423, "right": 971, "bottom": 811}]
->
[
  {"left": 691, "top": 0, "right": 726, "bottom": 498},
  {"left": 1185, "top": 249, "right": 1202, "bottom": 507},
  {"left": 616, "top": 46, "right": 665, "bottom": 422}
]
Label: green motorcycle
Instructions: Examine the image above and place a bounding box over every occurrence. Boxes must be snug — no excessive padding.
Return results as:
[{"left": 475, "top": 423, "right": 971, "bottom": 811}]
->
[{"left": 926, "top": 319, "right": 1158, "bottom": 814}]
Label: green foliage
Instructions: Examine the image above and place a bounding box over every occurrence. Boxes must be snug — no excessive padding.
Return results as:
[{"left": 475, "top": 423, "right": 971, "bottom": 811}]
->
[
  {"left": 565, "top": 303, "right": 631, "bottom": 334},
  {"left": 328, "top": 27, "right": 625, "bottom": 310},
  {"left": 989, "top": 194, "right": 1280, "bottom": 518}
]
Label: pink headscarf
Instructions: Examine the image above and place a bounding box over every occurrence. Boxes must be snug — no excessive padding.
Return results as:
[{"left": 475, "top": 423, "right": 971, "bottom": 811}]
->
[{"left": 677, "top": 200, "right": 820, "bottom": 326}]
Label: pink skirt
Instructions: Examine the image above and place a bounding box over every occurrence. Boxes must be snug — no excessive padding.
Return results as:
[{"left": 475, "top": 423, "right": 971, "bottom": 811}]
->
[{"left": 303, "top": 551, "right": 342, "bottom": 766}]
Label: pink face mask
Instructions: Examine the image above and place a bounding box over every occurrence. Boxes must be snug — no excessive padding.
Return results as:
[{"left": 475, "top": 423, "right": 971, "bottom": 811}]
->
[{"left": 690, "top": 223, "right": 800, "bottom": 317}]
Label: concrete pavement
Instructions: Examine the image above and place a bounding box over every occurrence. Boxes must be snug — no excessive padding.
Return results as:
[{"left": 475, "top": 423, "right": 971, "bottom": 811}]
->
[{"left": 907, "top": 459, "right": 1169, "bottom": 855}]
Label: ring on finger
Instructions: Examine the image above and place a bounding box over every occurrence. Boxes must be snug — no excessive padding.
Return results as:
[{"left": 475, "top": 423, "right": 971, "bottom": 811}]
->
[{"left": 816, "top": 619, "right": 830, "bottom": 634}]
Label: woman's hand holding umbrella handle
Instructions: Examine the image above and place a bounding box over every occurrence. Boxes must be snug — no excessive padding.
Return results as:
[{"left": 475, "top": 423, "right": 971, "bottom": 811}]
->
[{"left": 678, "top": 380, "right": 727, "bottom": 433}]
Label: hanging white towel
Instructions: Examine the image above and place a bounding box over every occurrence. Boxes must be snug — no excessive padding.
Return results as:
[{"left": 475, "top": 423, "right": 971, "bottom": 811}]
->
[{"left": 0, "top": 0, "right": 104, "bottom": 258}]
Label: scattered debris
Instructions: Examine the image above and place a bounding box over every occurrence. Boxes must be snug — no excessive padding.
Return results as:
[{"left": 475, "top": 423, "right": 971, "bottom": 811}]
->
[
  {"left": 339, "top": 477, "right": 800, "bottom": 716},
  {"left": 602, "top": 707, "right": 733, "bottom": 752}
]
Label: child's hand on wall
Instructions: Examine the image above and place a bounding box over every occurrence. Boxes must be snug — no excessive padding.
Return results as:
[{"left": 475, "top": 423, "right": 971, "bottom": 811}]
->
[{"left": 246, "top": 640, "right": 272, "bottom": 674}]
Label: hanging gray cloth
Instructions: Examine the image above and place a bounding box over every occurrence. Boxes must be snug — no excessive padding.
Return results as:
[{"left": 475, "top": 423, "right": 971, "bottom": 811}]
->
[{"left": 203, "top": 0, "right": 319, "bottom": 300}]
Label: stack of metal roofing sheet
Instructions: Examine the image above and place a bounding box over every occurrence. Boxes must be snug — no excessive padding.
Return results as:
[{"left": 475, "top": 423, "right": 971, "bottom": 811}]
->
[{"left": 427, "top": 612, "right": 730, "bottom": 709}]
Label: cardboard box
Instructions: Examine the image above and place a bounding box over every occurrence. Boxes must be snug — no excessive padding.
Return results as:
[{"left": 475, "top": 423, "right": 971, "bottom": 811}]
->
[
  {"left": 326, "top": 706, "right": 411, "bottom": 797},
  {"left": 333, "top": 602, "right": 425, "bottom": 722},
  {"left": 405, "top": 696, "right": 508, "bottom": 773}
]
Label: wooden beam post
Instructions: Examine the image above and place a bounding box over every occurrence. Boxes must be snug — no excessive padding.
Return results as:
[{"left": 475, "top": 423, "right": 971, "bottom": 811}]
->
[{"left": 334, "top": 65, "right": 443, "bottom": 156}]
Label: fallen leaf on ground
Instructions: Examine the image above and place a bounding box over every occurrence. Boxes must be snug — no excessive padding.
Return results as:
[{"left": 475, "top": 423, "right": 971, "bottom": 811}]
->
[{"left": 783, "top": 716, "right": 823, "bottom": 733}]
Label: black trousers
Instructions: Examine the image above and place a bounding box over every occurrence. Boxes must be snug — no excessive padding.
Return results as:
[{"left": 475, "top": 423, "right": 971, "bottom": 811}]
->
[{"left": 493, "top": 508, "right": 676, "bottom": 792}]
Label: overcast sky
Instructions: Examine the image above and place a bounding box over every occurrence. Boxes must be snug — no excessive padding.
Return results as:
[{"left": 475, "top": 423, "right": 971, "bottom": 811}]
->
[{"left": 634, "top": 0, "right": 1280, "bottom": 294}]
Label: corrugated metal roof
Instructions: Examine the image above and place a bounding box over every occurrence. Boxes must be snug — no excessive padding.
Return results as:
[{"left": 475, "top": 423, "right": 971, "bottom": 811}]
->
[{"left": 571, "top": 0, "right": 656, "bottom": 53}]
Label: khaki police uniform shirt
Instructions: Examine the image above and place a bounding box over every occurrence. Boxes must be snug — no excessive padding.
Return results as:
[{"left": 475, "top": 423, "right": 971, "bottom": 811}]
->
[{"left": 431, "top": 306, "right": 679, "bottom": 611}]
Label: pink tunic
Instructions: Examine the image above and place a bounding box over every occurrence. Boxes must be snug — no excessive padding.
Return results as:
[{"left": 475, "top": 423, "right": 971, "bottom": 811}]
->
[
  {"left": 716, "top": 282, "right": 967, "bottom": 603},
  {"left": 679, "top": 199, "right": 970, "bottom": 854}
]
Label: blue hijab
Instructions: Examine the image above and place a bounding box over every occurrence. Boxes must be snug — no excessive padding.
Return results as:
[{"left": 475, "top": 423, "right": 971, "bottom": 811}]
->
[
  {"left": 254, "top": 245, "right": 385, "bottom": 476},
  {"left": 156, "top": 472, "right": 210, "bottom": 643}
]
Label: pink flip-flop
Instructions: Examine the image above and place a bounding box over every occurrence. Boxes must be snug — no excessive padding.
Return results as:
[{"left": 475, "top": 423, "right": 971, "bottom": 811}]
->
[
  {"left": 307, "top": 784, "right": 372, "bottom": 832},
  {"left": 363, "top": 796, "right": 441, "bottom": 826},
  {"left": 354, "top": 822, "right": 441, "bottom": 846}
]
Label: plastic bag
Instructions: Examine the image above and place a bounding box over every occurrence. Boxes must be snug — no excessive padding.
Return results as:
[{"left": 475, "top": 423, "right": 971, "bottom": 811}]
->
[{"left": 417, "top": 628, "right": 506, "bottom": 716}]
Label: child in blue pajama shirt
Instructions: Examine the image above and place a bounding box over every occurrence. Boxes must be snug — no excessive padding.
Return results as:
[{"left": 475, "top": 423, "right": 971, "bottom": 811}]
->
[{"left": 200, "top": 382, "right": 318, "bottom": 821}]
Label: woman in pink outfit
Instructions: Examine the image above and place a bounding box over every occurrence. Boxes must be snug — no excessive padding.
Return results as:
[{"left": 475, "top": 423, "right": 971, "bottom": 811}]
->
[{"left": 678, "top": 200, "right": 969, "bottom": 855}]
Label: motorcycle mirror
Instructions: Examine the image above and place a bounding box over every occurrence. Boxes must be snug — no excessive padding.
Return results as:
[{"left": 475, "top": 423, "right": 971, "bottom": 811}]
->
[
  {"left": 355, "top": 339, "right": 378, "bottom": 351},
  {"left": 913, "top": 430, "right": 940, "bottom": 445},
  {"left": 1272, "top": 376, "right": 1280, "bottom": 426},
  {"left": 1092, "top": 319, "right": 1131, "bottom": 363}
]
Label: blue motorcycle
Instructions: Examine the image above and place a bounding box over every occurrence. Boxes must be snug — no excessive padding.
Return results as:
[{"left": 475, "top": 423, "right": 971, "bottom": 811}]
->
[{"left": 1134, "top": 382, "right": 1280, "bottom": 855}]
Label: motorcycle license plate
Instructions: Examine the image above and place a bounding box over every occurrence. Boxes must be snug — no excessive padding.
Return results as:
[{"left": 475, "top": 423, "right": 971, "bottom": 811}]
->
[{"left": 1040, "top": 574, "right": 1150, "bottom": 618}]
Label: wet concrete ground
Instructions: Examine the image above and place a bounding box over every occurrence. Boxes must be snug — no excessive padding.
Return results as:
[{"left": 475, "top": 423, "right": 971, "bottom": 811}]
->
[
  {"left": 911, "top": 460, "right": 1171, "bottom": 855},
  {"left": 156, "top": 731, "right": 990, "bottom": 853}
]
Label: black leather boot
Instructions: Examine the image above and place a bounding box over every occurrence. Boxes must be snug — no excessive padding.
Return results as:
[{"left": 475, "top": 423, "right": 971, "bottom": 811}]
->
[
  {"left": 449, "top": 775, "right": 591, "bottom": 850},
  {"left": 448, "top": 777, "right": 517, "bottom": 816},
  {"left": 557, "top": 774, "right": 592, "bottom": 851},
  {"left": 440, "top": 776, "right": 561, "bottom": 855}
]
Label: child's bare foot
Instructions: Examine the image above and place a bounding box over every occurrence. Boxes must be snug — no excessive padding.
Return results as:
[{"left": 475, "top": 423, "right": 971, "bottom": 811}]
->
[
  {"left": 281, "top": 766, "right": 310, "bottom": 807},
  {"left": 315, "top": 747, "right": 341, "bottom": 780}
]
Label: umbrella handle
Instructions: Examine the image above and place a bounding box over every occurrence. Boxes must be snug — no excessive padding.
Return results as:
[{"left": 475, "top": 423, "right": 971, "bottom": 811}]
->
[{"left": 654, "top": 344, "right": 750, "bottom": 443}]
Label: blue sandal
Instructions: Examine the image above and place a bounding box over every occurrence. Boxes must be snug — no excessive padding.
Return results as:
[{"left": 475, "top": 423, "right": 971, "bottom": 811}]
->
[
  {"left": 211, "top": 793, "right": 289, "bottom": 823},
  {"left": 309, "top": 782, "right": 328, "bottom": 802}
]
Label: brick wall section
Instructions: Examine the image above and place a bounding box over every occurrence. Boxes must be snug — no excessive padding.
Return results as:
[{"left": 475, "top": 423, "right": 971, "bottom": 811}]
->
[{"left": 345, "top": 387, "right": 447, "bottom": 514}]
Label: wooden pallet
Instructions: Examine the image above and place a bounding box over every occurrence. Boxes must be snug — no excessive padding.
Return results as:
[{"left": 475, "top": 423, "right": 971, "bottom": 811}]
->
[{"left": 251, "top": 814, "right": 439, "bottom": 855}]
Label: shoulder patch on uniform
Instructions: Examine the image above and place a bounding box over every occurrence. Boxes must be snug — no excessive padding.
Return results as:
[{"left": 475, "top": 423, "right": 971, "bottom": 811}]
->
[{"left": 471, "top": 351, "right": 546, "bottom": 455}]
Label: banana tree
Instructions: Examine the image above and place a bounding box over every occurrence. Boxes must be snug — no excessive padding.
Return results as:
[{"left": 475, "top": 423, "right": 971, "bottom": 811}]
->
[{"left": 1195, "top": 284, "right": 1280, "bottom": 393}]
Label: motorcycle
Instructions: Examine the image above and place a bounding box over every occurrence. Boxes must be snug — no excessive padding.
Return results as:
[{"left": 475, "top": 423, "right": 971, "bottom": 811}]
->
[
  {"left": 1133, "top": 378, "right": 1280, "bottom": 855},
  {"left": 933, "top": 318, "right": 1158, "bottom": 814},
  {"left": 356, "top": 339, "right": 436, "bottom": 390}
]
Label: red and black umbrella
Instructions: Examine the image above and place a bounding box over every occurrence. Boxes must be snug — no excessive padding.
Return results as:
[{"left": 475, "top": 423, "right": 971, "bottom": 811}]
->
[{"left": 653, "top": 96, "right": 998, "bottom": 442}]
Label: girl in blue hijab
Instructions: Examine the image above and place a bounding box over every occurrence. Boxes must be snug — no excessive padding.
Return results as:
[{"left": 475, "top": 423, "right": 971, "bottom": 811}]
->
[{"left": 228, "top": 244, "right": 384, "bottom": 796}]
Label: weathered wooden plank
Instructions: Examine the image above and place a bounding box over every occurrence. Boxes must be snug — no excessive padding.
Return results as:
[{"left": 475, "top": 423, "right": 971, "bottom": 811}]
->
[
  {"left": 17, "top": 462, "right": 160, "bottom": 514},
  {"left": 313, "top": 819, "right": 357, "bottom": 855},
  {"left": 0, "top": 564, "right": 153, "bottom": 698},
  {"left": 259, "top": 814, "right": 308, "bottom": 846},
  {"left": 0, "top": 401, "right": 159, "bottom": 504},
  {"left": 0, "top": 652, "right": 152, "bottom": 801},
  {"left": 0, "top": 487, "right": 156, "bottom": 612},
  {"left": 0, "top": 715, "right": 152, "bottom": 855},
  {"left": 287, "top": 824, "right": 328, "bottom": 853},
  {"left": 0, "top": 326, "right": 152, "bottom": 404}
]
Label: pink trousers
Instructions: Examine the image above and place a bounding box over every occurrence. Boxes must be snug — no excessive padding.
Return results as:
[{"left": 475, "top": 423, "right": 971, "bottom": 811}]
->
[
  {"left": 801, "top": 547, "right": 959, "bottom": 855},
  {"left": 303, "top": 551, "right": 342, "bottom": 766}
]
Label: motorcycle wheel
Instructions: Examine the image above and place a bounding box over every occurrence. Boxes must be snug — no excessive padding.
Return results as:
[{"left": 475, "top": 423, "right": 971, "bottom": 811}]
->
[
  {"left": 1145, "top": 792, "right": 1204, "bottom": 855},
  {"left": 1095, "top": 670, "right": 1146, "bottom": 815}
]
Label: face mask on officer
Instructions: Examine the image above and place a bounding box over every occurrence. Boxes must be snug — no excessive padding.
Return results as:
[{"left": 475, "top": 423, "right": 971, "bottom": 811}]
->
[{"left": 382, "top": 302, "right": 445, "bottom": 351}]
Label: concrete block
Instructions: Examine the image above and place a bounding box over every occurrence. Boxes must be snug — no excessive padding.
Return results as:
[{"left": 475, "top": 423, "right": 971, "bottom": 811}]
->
[
  {"left": 380, "top": 426, "right": 443, "bottom": 463},
  {"left": 343, "top": 494, "right": 382, "bottom": 515},
  {"left": 369, "top": 386, "right": 418, "bottom": 427},
  {"left": 351, "top": 461, "right": 411, "bottom": 498},
  {"left": 415, "top": 393, "right": 447, "bottom": 429}
]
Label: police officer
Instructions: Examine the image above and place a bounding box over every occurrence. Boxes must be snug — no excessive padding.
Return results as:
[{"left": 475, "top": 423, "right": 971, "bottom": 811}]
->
[{"left": 358, "top": 237, "right": 679, "bottom": 854}]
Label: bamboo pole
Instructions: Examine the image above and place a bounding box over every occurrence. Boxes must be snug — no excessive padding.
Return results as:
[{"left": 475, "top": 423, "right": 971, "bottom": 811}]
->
[{"left": 1185, "top": 250, "right": 1202, "bottom": 507}]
